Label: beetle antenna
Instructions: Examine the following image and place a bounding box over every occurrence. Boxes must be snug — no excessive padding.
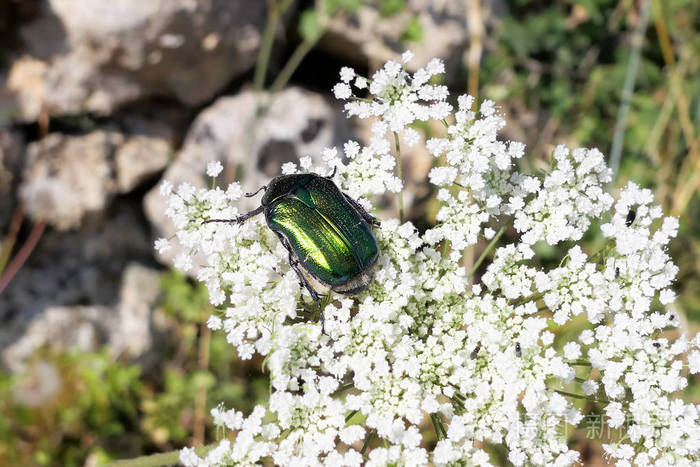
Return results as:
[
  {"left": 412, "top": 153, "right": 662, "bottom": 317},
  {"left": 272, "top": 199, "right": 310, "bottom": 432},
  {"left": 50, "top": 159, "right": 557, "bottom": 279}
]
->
[
  {"left": 325, "top": 166, "right": 337, "bottom": 179},
  {"left": 245, "top": 185, "right": 267, "bottom": 197},
  {"left": 202, "top": 206, "right": 264, "bottom": 225}
]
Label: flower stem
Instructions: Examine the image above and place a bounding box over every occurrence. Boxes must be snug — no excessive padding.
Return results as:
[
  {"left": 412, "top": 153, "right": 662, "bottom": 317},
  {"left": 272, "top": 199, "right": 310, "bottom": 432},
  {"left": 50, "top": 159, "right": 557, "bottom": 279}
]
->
[
  {"left": 441, "top": 239, "right": 451, "bottom": 258},
  {"left": 608, "top": 0, "right": 651, "bottom": 178},
  {"left": 345, "top": 409, "right": 359, "bottom": 423},
  {"left": 393, "top": 132, "right": 405, "bottom": 223},
  {"left": 361, "top": 429, "right": 375, "bottom": 455},
  {"left": 0, "top": 219, "right": 46, "bottom": 294},
  {"left": 551, "top": 388, "right": 609, "bottom": 404},
  {"left": 468, "top": 225, "right": 505, "bottom": 278},
  {"left": 569, "top": 360, "right": 592, "bottom": 366},
  {"left": 430, "top": 413, "right": 447, "bottom": 440},
  {"left": 254, "top": 0, "right": 294, "bottom": 91},
  {"left": 333, "top": 382, "right": 355, "bottom": 396},
  {"left": 102, "top": 443, "right": 216, "bottom": 467},
  {"left": 270, "top": 34, "right": 320, "bottom": 92},
  {"left": 193, "top": 321, "right": 212, "bottom": 445},
  {"left": 0, "top": 203, "right": 25, "bottom": 275}
]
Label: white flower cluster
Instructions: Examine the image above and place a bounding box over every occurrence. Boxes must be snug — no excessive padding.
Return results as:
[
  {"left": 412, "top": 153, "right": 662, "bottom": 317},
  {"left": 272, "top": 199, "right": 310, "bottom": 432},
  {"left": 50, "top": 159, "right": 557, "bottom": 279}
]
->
[
  {"left": 156, "top": 54, "right": 700, "bottom": 466},
  {"left": 513, "top": 145, "right": 614, "bottom": 245},
  {"left": 424, "top": 95, "right": 537, "bottom": 260},
  {"left": 334, "top": 51, "right": 451, "bottom": 138}
]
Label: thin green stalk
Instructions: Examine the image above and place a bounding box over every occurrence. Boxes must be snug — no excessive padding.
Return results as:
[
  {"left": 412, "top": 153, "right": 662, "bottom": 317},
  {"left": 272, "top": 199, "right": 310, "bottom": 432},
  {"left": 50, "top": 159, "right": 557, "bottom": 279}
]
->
[
  {"left": 393, "top": 132, "right": 405, "bottom": 223},
  {"left": 351, "top": 96, "right": 374, "bottom": 103},
  {"left": 0, "top": 220, "right": 46, "bottom": 294},
  {"left": 345, "top": 409, "right": 359, "bottom": 423},
  {"left": 333, "top": 382, "right": 354, "bottom": 396},
  {"left": 270, "top": 35, "right": 321, "bottom": 92},
  {"left": 0, "top": 204, "right": 24, "bottom": 275},
  {"left": 103, "top": 444, "right": 216, "bottom": 467},
  {"left": 430, "top": 413, "right": 447, "bottom": 440},
  {"left": 441, "top": 239, "right": 451, "bottom": 258},
  {"left": 361, "top": 429, "right": 375, "bottom": 455},
  {"left": 569, "top": 360, "right": 592, "bottom": 366},
  {"left": 254, "top": 0, "right": 294, "bottom": 90},
  {"left": 608, "top": 0, "right": 651, "bottom": 178},
  {"left": 588, "top": 242, "right": 613, "bottom": 262},
  {"left": 467, "top": 225, "right": 505, "bottom": 278},
  {"left": 551, "top": 388, "right": 609, "bottom": 404}
]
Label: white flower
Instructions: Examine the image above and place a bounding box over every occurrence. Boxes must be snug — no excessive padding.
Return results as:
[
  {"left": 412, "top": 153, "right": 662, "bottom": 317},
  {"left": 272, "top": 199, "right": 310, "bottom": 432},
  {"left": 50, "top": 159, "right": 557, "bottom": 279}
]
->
[
  {"left": 339, "top": 66, "right": 355, "bottom": 82},
  {"left": 403, "top": 128, "right": 420, "bottom": 147},
  {"left": 154, "top": 238, "right": 171, "bottom": 254},
  {"left": 179, "top": 447, "right": 201, "bottom": 467},
  {"left": 334, "top": 57, "right": 452, "bottom": 134},
  {"left": 159, "top": 179, "right": 173, "bottom": 196},
  {"left": 207, "top": 315, "right": 222, "bottom": 330},
  {"left": 688, "top": 350, "right": 700, "bottom": 374},
  {"left": 299, "top": 156, "right": 313, "bottom": 170},
  {"left": 159, "top": 52, "right": 698, "bottom": 467},
  {"left": 333, "top": 82, "right": 352, "bottom": 99},
  {"left": 206, "top": 160, "right": 223, "bottom": 177},
  {"left": 659, "top": 289, "right": 675, "bottom": 304},
  {"left": 563, "top": 342, "right": 581, "bottom": 360}
]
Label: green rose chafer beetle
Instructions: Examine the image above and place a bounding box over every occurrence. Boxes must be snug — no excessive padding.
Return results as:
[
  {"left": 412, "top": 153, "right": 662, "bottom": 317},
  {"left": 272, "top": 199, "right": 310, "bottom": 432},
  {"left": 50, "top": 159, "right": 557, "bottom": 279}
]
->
[{"left": 204, "top": 169, "right": 380, "bottom": 333}]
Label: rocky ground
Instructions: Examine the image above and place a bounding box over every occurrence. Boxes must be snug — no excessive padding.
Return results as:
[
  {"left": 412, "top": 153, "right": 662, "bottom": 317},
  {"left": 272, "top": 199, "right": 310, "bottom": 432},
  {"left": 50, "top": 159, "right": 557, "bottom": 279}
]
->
[{"left": 0, "top": 0, "right": 500, "bottom": 375}]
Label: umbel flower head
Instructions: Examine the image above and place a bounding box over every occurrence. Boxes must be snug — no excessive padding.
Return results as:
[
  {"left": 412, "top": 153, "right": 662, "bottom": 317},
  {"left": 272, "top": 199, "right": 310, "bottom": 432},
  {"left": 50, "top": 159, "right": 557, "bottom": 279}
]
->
[{"left": 158, "top": 53, "right": 700, "bottom": 466}]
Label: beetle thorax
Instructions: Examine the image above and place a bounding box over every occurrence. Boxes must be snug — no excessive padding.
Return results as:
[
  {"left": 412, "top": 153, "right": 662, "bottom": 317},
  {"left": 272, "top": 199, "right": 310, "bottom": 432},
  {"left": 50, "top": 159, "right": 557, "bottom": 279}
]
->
[{"left": 261, "top": 174, "right": 315, "bottom": 206}]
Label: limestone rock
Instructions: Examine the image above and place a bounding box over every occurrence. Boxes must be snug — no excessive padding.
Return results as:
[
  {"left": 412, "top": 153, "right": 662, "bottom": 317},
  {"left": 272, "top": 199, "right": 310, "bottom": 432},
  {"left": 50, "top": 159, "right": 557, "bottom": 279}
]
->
[
  {"left": 0, "top": 129, "right": 24, "bottom": 231},
  {"left": 320, "top": 0, "right": 503, "bottom": 82},
  {"left": 7, "top": 0, "right": 267, "bottom": 119},
  {"left": 12, "top": 360, "right": 62, "bottom": 407},
  {"left": 144, "top": 87, "right": 353, "bottom": 267},
  {"left": 20, "top": 131, "right": 121, "bottom": 230},
  {"left": 1, "top": 263, "right": 161, "bottom": 372},
  {"left": 116, "top": 136, "right": 172, "bottom": 193},
  {"left": 20, "top": 128, "right": 171, "bottom": 230},
  {"left": 0, "top": 199, "right": 154, "bottom": 366},
  {"left": 110, "top": 264, "right": 162, "bottom": 359}
]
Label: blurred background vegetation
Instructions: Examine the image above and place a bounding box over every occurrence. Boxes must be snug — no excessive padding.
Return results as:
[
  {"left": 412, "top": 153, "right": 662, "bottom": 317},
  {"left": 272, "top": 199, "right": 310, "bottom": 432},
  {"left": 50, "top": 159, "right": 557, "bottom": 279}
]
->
[{"left": 0, "top": 0, "right": 698, "bottom": 465}]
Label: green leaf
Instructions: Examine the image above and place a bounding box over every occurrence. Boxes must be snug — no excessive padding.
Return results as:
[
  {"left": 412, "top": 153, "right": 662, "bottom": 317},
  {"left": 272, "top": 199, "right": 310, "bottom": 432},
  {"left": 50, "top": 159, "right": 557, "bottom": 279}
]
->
[
  {"left": 324, "top": 0, "right": 361, "bottom": 15},
  {"left": 379, "top": 0, "right": 405, "bottom": 17},
  {"left": 401, "top": 16, "right": 423, "bottom": 43},
  {"left": 299, "top": 9, "right": 323, "bottom": 41}
]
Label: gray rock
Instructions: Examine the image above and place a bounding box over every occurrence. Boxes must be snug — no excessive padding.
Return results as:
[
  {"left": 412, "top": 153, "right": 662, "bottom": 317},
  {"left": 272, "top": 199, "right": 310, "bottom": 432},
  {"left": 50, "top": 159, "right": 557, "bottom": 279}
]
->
[
  {"left": 110, "top": 264, "right": 161, "bottom": 359},
  {"left": 0, "top": 72, "right": 22, "bottom": 127},
  {"left": 0, "top": 129, "right": 24, "bottom": 231},
  {"left": 20, "top": 128, "right": 171, "bottom": 230},
  {"left": 144, "top": 86, "right": 353, "bottom": 267},
  {"left": 20, "top": 131, "right": 122, "bottom": 230},
  {"left": 116, "top": 135, "right": 172, "bottom": 193},
  {"left": 7, "top": 0, "right": 267, "bottom": 119},
  {"left": 12, "top": 360, "right": 62, "bottom": 407},
  {"left": 320, "top": 0, "right": 502, "bottom": 82},
  {"left": 0, "top": 198, "right": 154, "bottom": 366},
  {"left": 2, "top": 305, "right": 112, "bottom": 372},
  {"left": 1, "top": 263, "right": 161, "bottom": 372}
]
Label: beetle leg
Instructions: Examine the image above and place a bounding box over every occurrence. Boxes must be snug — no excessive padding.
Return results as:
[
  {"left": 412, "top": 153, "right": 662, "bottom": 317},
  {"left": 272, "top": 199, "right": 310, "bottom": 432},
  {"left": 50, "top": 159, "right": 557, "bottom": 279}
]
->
[
  {"left": 202, "top": 205, "right": 264, "bottom": 225},
  {"left": 289, "top": 260, "right": 325, "bottom": 333},
  {"left": 342, "top": 194, "right": 380, "bottom": 226},
  {"left": 325, "top": 166, "right": 338, "bottom": 179},
  {"left": 275, "top": 232, "right": 326, "bottom": 334}
]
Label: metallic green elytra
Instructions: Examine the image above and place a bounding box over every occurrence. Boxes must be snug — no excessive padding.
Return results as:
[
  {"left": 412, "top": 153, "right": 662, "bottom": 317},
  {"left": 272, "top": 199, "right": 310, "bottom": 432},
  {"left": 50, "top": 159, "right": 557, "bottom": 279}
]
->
[{"left": 204, "top": 169, "right": 380, "bottom": 332}]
